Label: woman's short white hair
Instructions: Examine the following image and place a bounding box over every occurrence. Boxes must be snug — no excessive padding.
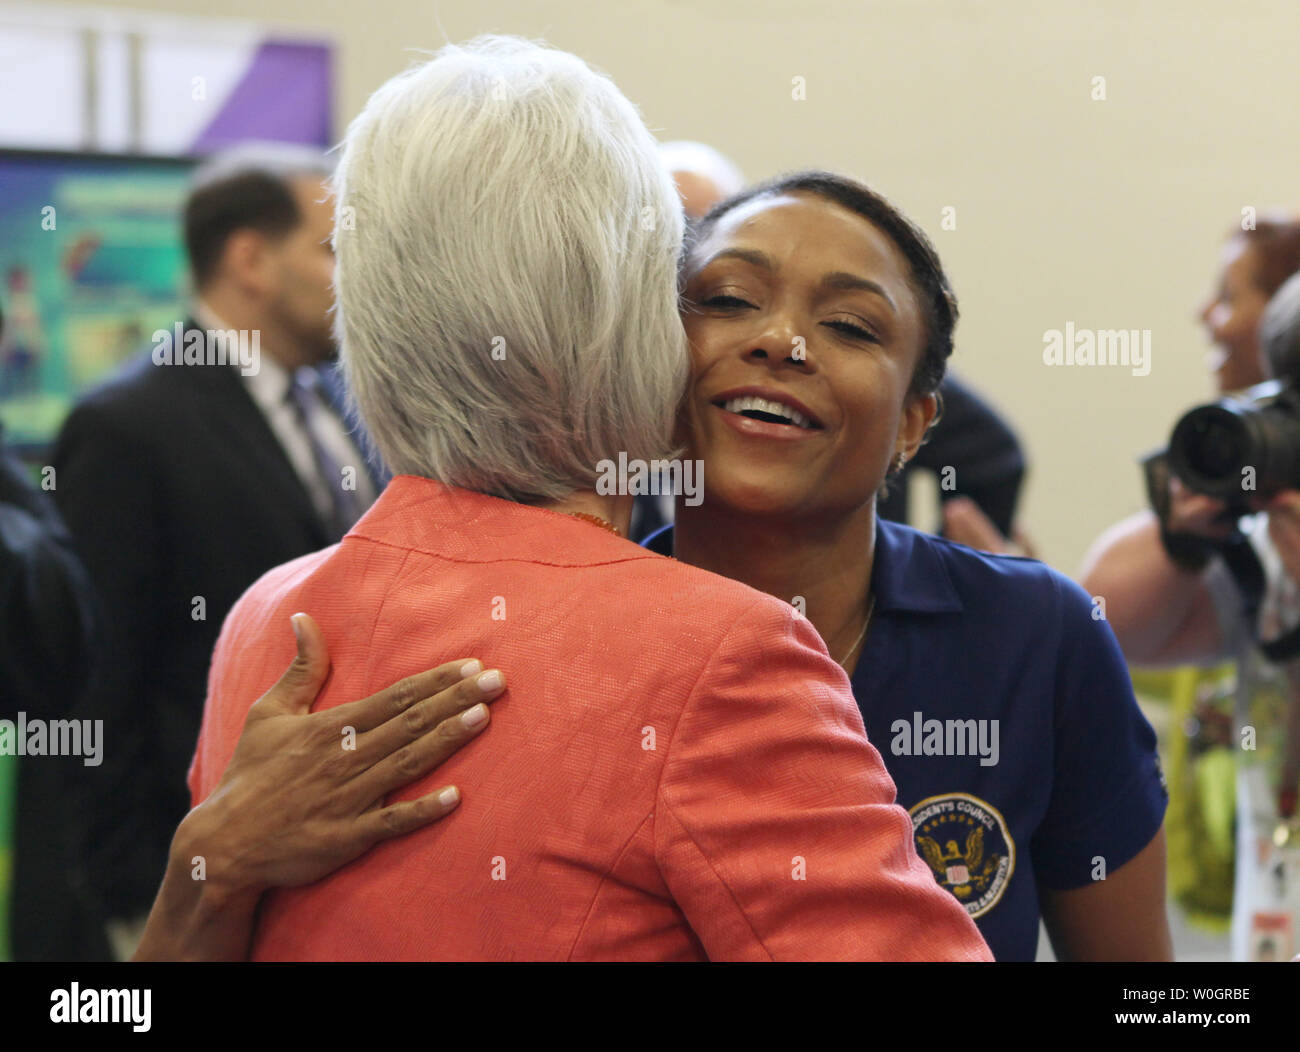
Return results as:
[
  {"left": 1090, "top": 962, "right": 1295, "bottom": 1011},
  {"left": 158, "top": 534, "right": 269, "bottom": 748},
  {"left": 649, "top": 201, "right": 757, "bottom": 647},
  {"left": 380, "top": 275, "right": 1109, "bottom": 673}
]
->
[{"left": 331, "top": 35, "right": 689, "bottom": 503}]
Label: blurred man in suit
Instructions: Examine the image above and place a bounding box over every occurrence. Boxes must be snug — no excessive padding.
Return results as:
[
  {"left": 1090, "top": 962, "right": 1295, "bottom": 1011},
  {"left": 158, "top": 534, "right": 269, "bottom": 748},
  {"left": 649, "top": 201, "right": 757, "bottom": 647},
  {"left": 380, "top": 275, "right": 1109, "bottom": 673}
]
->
[{"left": 51, "top": 144, "right": 380, "bottom": 957}]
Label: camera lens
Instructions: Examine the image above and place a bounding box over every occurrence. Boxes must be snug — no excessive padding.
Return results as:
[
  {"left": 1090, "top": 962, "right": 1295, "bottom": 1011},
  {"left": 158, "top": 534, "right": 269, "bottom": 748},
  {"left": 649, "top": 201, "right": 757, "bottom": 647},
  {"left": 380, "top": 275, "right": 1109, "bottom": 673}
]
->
[
  {"left": 1168, "top": 403, "right": 1251, "bottom": 500},
  {"left": 1184, "top": 414, "right": 1243, "bottom": 480},
  {"left": 1168, "top": 388, "right": 1300, "bottom": 504}
]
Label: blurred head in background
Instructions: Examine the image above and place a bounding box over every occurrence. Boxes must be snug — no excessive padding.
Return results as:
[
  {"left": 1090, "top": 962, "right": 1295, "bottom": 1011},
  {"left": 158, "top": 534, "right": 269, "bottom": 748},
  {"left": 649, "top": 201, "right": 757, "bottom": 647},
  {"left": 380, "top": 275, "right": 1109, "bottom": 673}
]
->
[
  {"left": 1199, "top": 214, "right": 1300, "bottom": 393},
  {"left": 184, "top": 143, "right": 337, "bottom": 370},
  {"left": 1259, "top": 270, "right": 1300, "bottom": 384},
  {"left": 660, "top": 140, "right": 744, "bottom": 220}
]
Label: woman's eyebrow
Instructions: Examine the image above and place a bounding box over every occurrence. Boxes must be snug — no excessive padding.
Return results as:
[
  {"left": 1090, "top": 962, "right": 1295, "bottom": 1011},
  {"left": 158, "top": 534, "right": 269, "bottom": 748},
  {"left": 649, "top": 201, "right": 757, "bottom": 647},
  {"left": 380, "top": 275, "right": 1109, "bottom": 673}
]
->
[
  {"left": 821, "top": 271, "right": 897, "bottom": 313},
  {"left": 696, "top": 249, "right": 898, "bottom": 315},
  {"left": 699, "top": 247, "right": 772, "bottom": 272}
]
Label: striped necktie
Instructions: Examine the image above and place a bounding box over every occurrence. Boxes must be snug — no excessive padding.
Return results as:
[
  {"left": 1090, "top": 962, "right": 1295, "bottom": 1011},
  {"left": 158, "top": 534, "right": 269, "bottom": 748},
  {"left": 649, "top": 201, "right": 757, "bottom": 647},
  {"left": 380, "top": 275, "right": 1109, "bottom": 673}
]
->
[{"left": 284, "top": 368, "right": 367, "bottom": 539}]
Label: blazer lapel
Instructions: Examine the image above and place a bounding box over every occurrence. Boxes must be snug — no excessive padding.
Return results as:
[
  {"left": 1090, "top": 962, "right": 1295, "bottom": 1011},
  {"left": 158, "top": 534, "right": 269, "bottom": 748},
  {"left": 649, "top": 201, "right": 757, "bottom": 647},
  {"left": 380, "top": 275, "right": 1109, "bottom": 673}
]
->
[{"left": 183, "top": 322, "right": 333, "bottom": 546}]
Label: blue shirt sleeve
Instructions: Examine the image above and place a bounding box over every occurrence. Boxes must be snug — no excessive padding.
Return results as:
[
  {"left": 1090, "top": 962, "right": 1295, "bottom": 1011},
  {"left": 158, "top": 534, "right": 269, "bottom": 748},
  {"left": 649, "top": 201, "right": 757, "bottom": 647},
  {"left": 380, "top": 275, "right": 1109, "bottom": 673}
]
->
[{"left": 1030, "top": 573, "right": 1168, "bottom": 890}]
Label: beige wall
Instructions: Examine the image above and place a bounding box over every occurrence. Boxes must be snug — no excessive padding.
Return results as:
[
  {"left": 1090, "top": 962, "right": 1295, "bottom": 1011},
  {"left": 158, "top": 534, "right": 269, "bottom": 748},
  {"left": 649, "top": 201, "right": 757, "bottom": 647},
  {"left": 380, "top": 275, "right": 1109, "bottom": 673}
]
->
[{"left": 72, "top": 0, "right": 1300, "bottom": 571}]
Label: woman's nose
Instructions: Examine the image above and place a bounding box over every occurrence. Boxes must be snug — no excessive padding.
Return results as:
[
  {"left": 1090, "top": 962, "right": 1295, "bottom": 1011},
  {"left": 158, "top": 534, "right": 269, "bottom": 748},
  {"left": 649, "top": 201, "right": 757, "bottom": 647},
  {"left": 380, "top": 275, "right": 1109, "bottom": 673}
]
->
[{"left": 744, "top": 316, "right": 812, "bottom": 367}]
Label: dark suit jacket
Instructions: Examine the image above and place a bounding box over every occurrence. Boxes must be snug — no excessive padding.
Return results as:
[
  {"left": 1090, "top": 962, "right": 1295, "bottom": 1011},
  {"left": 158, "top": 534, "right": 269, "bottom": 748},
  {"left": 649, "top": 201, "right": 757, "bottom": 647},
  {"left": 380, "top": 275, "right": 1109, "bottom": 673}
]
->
[
  {"left": 1, "top": 432, "right": 108, "bottom": 960},
  {"left": 0, "top": 431, "right": 97, "bottom": 716},
  {"left": 50, "top": 327, "right": 375, "bottom": 921},
  {"left": 878, "top": 371, "right": 1026, "bottom": 537}
]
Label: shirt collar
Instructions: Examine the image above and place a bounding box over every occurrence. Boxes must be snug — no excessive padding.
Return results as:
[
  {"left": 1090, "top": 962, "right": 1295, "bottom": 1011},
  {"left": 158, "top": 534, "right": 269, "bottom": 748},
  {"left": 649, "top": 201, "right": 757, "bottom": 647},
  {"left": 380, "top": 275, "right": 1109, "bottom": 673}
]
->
[
  {"left": 870, "top": 517, "right": 964, "bottom": 615},
  {"left": 641, "top": 517, "right": 965, "bottom": 615},
  {"left": 242, "top": 347, "right": 292, "bottom": 410}
]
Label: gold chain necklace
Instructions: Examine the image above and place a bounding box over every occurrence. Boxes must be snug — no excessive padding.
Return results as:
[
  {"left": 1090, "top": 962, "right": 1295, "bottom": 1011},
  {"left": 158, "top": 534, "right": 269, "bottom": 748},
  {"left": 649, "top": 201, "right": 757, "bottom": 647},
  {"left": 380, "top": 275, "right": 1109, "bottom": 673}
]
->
[
  {"left": 566, "top": 512, "right": 622, "bottom": 537},
  {"left": 837, "top": 594, "right": 877, "bottom": 669}
]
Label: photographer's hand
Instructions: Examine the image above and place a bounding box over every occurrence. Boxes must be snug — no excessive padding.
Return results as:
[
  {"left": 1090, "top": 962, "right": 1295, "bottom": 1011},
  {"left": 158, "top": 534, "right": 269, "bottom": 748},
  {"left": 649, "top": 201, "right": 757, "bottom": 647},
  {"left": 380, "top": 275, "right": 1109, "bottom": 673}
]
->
[{"left": 1166, "top": 477, "right": 1237, "bottom": 542}]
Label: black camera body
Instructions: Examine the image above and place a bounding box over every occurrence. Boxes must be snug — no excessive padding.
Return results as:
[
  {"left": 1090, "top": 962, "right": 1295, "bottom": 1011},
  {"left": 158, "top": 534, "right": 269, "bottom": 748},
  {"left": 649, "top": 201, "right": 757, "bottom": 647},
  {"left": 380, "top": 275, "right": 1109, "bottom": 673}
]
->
[{"left": 1166, "top": 379, "right": 1300, "bottom": 514}]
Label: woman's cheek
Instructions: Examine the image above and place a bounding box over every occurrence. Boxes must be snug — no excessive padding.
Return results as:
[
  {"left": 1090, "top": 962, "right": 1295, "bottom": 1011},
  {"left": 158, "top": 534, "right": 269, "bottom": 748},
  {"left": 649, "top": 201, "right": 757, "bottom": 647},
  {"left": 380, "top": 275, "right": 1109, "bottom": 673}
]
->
[{"left": 684, "top": 325, "right": 721, "bottom": 370}]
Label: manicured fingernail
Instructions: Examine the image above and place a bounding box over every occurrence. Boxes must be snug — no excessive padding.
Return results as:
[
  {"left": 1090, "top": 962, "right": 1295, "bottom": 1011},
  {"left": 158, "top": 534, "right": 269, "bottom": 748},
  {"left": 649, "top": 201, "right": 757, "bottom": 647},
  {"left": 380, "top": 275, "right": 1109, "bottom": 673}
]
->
[
  {"left": 291, "top": 613, "right": 305, "bottom": 643},
  {"left": 476, "top": 670, "right": 503, "bottom": 692},
  {"left": 438, "top": 786, "right": 460, "bottom": 806},
  {"left": 461, "top": 704, "right": 488, "bottom": 728},
  {"left": 459, "top": 659, "right": 483, "bottom": 678}
]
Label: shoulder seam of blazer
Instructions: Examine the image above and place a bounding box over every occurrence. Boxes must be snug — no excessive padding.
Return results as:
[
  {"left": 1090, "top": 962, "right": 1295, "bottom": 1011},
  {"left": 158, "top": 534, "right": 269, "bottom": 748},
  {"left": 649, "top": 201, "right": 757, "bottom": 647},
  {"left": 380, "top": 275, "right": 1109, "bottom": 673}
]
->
[
  {"left": 651, "top": 593, "right": 792, "bottom": 960},
  {"left": 565, "top": 809, "right": 656, "bottom": 961},
  {"left": 655, "top": 794, "right": 774, "bottom": 961},
  {"left": 357, "top": 545, "right": 419, "bottom": 696},
  {"left": 649, "top": 588, "right": 778, "bottom": 815}
]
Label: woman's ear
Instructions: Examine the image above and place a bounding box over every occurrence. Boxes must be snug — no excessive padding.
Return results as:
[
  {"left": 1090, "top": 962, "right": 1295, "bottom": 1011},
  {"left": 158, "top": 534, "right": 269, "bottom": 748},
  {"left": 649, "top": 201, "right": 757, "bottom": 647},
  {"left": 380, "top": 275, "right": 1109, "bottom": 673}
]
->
[{"left": 896, "top": 391, "right": 939, "bottom": 461}]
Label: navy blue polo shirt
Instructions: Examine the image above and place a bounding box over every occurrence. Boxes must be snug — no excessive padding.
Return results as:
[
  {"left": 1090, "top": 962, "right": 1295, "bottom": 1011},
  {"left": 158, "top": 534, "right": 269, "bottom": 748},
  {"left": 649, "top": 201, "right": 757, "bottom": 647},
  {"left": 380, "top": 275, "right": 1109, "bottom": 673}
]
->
[{"left": 644, "top": 519, "right": 1166, "bottom": 961}]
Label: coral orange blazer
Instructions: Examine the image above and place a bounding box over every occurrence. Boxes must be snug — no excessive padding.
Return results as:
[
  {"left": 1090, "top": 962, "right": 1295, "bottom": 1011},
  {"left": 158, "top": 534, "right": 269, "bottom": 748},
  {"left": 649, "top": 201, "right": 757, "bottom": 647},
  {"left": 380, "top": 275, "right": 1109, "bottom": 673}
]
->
[{"left": 190, "top": 476, "right": 991, "bottom": 961}]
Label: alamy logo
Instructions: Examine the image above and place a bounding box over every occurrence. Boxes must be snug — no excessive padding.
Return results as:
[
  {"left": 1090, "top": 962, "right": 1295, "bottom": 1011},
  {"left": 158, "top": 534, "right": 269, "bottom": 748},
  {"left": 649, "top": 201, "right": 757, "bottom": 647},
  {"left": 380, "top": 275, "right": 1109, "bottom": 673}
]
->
[
  {"left": 1042, "top": 322, "right": 1151, "bottom": 377},
  {"left": 595, "top": 452, "right": 704, "bottom": 507},
  {"left": 890, "top": 711, "right": 999, "bottom": 767},
  {"left": 152, "top": 323, "right": 260, "bottom": 375},
  {"left": 50, "top": 984, "right": 150, "bottom": 1032},
  {"left": 0, "top": 713, "right": 102, "bottom": 766}
]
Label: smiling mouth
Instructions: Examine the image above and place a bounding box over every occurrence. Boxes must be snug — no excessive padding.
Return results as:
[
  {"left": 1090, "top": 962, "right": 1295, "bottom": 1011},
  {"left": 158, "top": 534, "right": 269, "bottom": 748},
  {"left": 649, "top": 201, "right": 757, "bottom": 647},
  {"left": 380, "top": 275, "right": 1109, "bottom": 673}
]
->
[{"left": 713, "top": 395, "right": 824, "bottom": 430}]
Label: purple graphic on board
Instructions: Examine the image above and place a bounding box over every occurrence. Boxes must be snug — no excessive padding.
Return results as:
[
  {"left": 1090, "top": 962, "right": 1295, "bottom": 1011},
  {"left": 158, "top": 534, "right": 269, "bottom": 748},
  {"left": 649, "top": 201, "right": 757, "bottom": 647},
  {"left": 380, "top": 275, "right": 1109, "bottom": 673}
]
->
[{"left": 192, "top": 40, "right": 333, "bottom": 151}]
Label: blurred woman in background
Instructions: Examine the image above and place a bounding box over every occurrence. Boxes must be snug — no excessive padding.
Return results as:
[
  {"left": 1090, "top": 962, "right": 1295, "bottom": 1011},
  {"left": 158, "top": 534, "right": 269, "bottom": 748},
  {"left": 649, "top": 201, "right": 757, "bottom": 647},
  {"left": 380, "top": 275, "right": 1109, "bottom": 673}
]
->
[
  {"left": 1200, "top": 217, "right": 1300, "bottom": 394},
  {"left": 1082, "top": 215, "right": 1300, "bottom": 961}
]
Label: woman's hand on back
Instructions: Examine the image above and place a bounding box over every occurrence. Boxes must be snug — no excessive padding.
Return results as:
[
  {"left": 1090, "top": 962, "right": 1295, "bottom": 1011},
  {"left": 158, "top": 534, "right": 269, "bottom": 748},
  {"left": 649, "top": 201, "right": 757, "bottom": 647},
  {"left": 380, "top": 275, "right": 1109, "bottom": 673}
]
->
[
  {"left": 133, "top": 613, "right": 506, "bottom": 960},
  {"left": 197, "top": 612, "right": 506, "bottom": 892}
]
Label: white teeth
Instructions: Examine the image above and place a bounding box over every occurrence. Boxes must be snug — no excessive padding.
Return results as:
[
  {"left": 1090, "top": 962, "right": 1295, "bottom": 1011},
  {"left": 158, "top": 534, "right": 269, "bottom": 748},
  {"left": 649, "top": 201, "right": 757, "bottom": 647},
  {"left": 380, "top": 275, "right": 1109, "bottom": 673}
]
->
[{"left": 722, "top": 396, "right": 812, "bottom": 428}]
